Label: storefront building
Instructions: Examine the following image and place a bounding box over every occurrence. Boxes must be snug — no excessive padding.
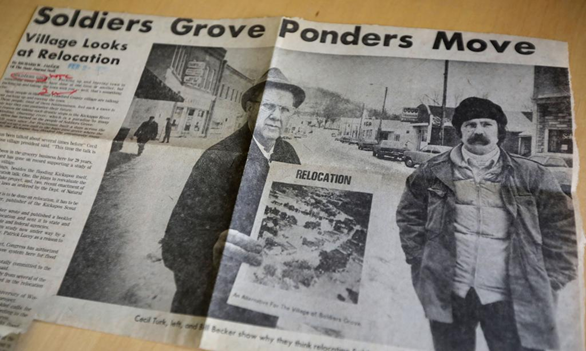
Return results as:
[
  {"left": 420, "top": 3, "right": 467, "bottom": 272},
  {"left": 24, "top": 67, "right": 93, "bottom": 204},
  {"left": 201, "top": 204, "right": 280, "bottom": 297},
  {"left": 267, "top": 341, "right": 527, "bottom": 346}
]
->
[
  {"left": 533, "top": 66, "right": 573, "bottom": 155},
  {"left": 209, "top": 64, "right": 253, "bottom": 138},
  {"left": 163, "top": 46, "right": 226, "bottom": 139}
]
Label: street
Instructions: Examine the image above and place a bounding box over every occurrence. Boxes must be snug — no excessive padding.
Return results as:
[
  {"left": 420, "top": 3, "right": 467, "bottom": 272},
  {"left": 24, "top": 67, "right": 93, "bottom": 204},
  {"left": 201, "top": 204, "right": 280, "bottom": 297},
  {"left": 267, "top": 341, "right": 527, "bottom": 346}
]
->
[
  {"left": 288, "top": 128, "right": 414, "bottom": 176},
  {"left": 59, "top": 142, "right": 202, "bottom": 312}
]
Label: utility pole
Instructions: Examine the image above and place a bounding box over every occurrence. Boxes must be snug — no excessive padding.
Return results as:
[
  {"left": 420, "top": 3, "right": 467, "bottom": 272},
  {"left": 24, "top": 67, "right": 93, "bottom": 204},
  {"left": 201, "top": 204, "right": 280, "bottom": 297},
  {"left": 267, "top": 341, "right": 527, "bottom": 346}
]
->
[
  {"left": 440, "top": 60, "right": 449, "bottom": 145},
  {"left": 377, "top": 87, "right": 388, "bottom": 141},
  {"left": 358, "top": 102, "right": 365, "bottom": 139}
]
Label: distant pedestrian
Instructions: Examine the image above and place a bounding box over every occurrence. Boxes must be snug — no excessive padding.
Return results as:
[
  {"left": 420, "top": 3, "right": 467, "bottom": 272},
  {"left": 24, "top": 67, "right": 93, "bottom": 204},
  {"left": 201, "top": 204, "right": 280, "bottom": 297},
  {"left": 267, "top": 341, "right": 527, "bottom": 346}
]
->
[
  {"left": 133, "top": 116, "right": 158, "bottom": 156},
  {"left": 161, "top": 118, "right": 172, "bottom": 143}
]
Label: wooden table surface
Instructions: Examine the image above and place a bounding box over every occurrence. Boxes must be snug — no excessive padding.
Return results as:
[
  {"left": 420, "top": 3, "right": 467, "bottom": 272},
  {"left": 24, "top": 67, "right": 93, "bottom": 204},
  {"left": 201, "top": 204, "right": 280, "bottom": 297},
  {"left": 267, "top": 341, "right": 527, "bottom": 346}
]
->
[{"left": 0, "top": 0, "right": 585, "bottom": 350}]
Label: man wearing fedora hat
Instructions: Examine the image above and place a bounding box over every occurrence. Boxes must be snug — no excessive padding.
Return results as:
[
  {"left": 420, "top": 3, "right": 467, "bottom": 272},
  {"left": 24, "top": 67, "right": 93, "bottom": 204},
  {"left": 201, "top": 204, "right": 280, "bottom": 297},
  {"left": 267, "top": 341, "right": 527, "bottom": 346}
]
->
[
  {"left": 396, "top": 97, "right": 577, "bottom": 350},
  {"left": 161, "top": 67, "right": 305, "bottom": 322}
]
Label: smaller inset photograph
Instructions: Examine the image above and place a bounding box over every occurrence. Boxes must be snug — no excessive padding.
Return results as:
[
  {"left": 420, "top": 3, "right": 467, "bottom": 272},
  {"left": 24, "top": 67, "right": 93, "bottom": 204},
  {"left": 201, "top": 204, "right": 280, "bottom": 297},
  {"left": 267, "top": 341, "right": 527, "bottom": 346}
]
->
[{"left": 250, "top": 182, "right": 372, "bottom": 304}]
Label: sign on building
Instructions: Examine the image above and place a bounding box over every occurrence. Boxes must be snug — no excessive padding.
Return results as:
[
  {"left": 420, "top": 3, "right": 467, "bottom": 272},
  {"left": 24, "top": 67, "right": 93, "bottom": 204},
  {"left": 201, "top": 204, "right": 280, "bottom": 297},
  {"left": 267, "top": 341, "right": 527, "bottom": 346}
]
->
[{"left": 184, "top": 61, "right": 206, "bottom": 87}]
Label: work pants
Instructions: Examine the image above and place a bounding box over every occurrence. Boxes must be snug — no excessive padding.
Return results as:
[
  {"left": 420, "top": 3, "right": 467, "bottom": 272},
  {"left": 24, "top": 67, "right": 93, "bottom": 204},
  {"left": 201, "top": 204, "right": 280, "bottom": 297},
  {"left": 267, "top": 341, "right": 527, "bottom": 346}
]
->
[{"left": 430, "top": 289, "right": 541, "bottom": 351}]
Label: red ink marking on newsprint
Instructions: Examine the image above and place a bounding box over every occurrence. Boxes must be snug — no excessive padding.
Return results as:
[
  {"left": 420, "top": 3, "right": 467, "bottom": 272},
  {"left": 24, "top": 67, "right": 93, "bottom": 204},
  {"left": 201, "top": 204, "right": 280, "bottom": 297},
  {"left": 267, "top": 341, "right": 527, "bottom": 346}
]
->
[
  {"left": 49, "top": 74, "right": 73, "bottom": 80},
  {"left": 11, "top": 71, "right": 77, "bottom": 96},
  {"left": 11, "top": 71, "right": 48, "bottom": 82},
  {"left": 51, "top": 89, "right": 77, "bottom": 96}
]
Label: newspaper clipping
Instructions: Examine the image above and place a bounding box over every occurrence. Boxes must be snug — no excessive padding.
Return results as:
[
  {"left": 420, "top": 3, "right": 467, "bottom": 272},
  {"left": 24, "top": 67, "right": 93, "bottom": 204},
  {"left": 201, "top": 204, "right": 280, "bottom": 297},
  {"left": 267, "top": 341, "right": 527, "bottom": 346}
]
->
[{"left": 0, "top": 6, "right": 581, "bottom": 351}]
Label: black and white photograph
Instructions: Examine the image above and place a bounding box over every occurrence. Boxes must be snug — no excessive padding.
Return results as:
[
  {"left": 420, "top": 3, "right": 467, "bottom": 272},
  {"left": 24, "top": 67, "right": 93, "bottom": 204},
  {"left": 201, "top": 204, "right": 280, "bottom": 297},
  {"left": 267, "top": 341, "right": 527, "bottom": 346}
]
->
[
  {"left": 115, "top": 43, "right": 273, "bottom": 154},
  {"left": 56, "top": 44, "right": 273, "bottom": 315},
  {"left": 56, "top": 42, "right": 579, "bottom": 351},
  {"left": 226, "top": 163, "right": 381, "bottom": 336},
  {"left": 217, "top": 48, "right": 580, "bottom": 351},
  {"left": 252, "top": 182, "right": 371, "bottom": 303}
]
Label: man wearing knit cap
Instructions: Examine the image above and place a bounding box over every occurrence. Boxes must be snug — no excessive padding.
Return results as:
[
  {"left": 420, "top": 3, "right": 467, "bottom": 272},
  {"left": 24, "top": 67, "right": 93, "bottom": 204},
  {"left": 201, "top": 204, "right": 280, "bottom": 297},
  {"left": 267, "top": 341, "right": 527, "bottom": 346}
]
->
[
  {"left": 162, "top": 67, "right": 305, "bottom": 322},
  {"left": 396, "top": 97, "right": 577, "bottom": 351}
]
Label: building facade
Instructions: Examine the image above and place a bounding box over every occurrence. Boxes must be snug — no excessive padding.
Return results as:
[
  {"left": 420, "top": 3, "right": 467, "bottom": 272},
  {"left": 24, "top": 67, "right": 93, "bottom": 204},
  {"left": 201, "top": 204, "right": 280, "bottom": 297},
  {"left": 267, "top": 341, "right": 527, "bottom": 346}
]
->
[
  {"left": 377, "top": 104, "right": 534, "bottom": 154},
  {"left": 123, "top": 45, "right": 258, "bottom": 142},
  {"left": 337, "top": 117, "right": 362, "bottom": 139},
  {"left": 533, "top": 66, "right": 573, "bottom": 155},
  {"left": 123, "top": 45, "right": 226, "bottom": 140},
  {"left": 209, "top": 64, "right": 253, "bottom": 138},
  {"left": 163, "top": 46, "right": 225, "bottom": 139},
  {"left": 284, "top": 110, "right": 316, "bottom": 137}
]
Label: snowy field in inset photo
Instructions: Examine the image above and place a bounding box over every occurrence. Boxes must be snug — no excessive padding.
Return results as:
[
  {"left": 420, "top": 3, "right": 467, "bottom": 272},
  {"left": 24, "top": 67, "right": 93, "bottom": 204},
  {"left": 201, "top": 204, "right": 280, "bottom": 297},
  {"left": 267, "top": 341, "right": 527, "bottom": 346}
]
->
[{"left": 250, "top": 182, "right": 372, "bottom": 305}]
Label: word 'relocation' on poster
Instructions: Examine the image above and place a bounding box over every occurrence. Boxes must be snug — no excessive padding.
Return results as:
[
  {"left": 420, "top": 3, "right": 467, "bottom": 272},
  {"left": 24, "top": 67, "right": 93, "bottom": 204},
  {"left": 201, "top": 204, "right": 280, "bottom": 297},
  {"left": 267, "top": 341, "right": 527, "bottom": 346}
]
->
[{"left": 229, "top": 163, "right": 381, "bottom": 332}]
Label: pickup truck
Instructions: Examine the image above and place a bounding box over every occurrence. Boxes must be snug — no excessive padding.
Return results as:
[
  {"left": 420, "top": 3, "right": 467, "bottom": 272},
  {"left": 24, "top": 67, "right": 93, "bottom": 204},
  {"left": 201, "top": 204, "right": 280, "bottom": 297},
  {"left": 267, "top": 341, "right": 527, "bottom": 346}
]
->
[{"left": 372, "top": 140, "right": 407, "bottom": 160}]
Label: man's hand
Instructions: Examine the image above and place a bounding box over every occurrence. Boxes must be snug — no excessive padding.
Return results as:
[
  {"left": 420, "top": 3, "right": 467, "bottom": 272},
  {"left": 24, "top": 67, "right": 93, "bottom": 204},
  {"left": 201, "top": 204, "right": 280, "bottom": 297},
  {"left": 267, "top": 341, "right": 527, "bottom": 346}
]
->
[{"left": 213, "top": 229, "right": 263, "bottom": 270}]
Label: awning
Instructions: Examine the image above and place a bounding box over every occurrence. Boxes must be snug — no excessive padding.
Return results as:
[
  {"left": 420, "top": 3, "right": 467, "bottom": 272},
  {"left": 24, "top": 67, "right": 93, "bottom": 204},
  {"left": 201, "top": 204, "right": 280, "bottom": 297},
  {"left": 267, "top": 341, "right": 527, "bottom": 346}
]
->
[{"left": 134, "top": 68, "right": 184, "bottom": 102}]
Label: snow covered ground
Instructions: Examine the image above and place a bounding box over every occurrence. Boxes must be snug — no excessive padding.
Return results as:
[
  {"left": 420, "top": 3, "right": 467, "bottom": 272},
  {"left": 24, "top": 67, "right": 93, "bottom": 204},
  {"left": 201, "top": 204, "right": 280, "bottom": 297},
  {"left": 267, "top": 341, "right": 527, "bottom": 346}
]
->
[
  {"left": 58, "top": 143, "right": 201, "bottom": 312},
  {"left": 250, "top": 182, "right": 371, "bottom": 305}
]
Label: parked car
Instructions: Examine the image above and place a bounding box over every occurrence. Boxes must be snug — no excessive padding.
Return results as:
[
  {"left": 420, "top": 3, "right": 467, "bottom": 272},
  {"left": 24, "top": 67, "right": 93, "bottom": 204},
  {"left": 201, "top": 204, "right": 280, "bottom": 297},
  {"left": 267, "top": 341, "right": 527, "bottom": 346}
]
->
[
  {"left": 372, "top": 140, "right": 407, "bottom": 160},
  {"left": 403, "top": 145, "right": 453, "bottom": 167},
  {"left": 358, "top": 139, "right": 378, "bottom": 151},
  {"left": 339, "top": 136, "right": 351, "bottom": 143},
  {"left": 529, "top": 153, "right": 572, "bottom": 196},
  {"left": 348, "top": 138, "right": 360, "bottom": 145}
]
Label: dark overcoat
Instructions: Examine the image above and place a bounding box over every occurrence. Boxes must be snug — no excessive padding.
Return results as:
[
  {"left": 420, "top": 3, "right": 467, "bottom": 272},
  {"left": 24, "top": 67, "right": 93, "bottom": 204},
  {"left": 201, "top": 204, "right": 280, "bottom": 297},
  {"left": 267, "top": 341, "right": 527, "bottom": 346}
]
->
[
  {"left": 396, "top": 148, "right": 577, "bottom": 350},
  {"left": 134, "top": 120, "right": 158, "bottom": 143},
  {"left": 162, "top": 125, "right": 300, "bottom": 320}
]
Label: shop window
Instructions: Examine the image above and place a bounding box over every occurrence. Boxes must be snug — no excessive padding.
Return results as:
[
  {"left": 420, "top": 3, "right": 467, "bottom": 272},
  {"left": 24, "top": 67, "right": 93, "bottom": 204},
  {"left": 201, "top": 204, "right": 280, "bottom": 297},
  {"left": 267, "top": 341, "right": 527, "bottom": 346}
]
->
[
  {"left": 548, "top": 129, "right": 573, "bottom": 153},
  {"left": 419, "top": 129, "right": 428, "bottom": 142},
  {"left": 199, "top": 67, "right": 208, "bottom": 89},
  {"left": 207, "top": 69, "right": 216, "bottom": 91},
  {"left": 171, "top": 47, "right": 187, "bottom": 79}
]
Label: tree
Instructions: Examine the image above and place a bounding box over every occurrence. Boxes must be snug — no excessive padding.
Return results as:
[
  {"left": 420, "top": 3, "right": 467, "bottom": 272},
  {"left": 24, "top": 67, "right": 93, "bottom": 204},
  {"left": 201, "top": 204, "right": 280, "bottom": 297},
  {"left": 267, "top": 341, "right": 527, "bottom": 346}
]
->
[
  {"left": 315, "top": 88, "right": 362, "bottom": 127},
  {"left": 368, "top": 108, "right": 392, "bottom": 120},
  {"left": 298, "top": 87, "right": 363, "bottom": 128}
]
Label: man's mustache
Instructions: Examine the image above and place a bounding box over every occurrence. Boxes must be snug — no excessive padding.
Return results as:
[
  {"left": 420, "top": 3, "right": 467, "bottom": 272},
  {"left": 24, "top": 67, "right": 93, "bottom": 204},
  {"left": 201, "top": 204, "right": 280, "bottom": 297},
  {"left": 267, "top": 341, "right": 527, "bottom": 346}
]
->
[{"left": 467, "top": 134, "right": 490, "bottom": 145}]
